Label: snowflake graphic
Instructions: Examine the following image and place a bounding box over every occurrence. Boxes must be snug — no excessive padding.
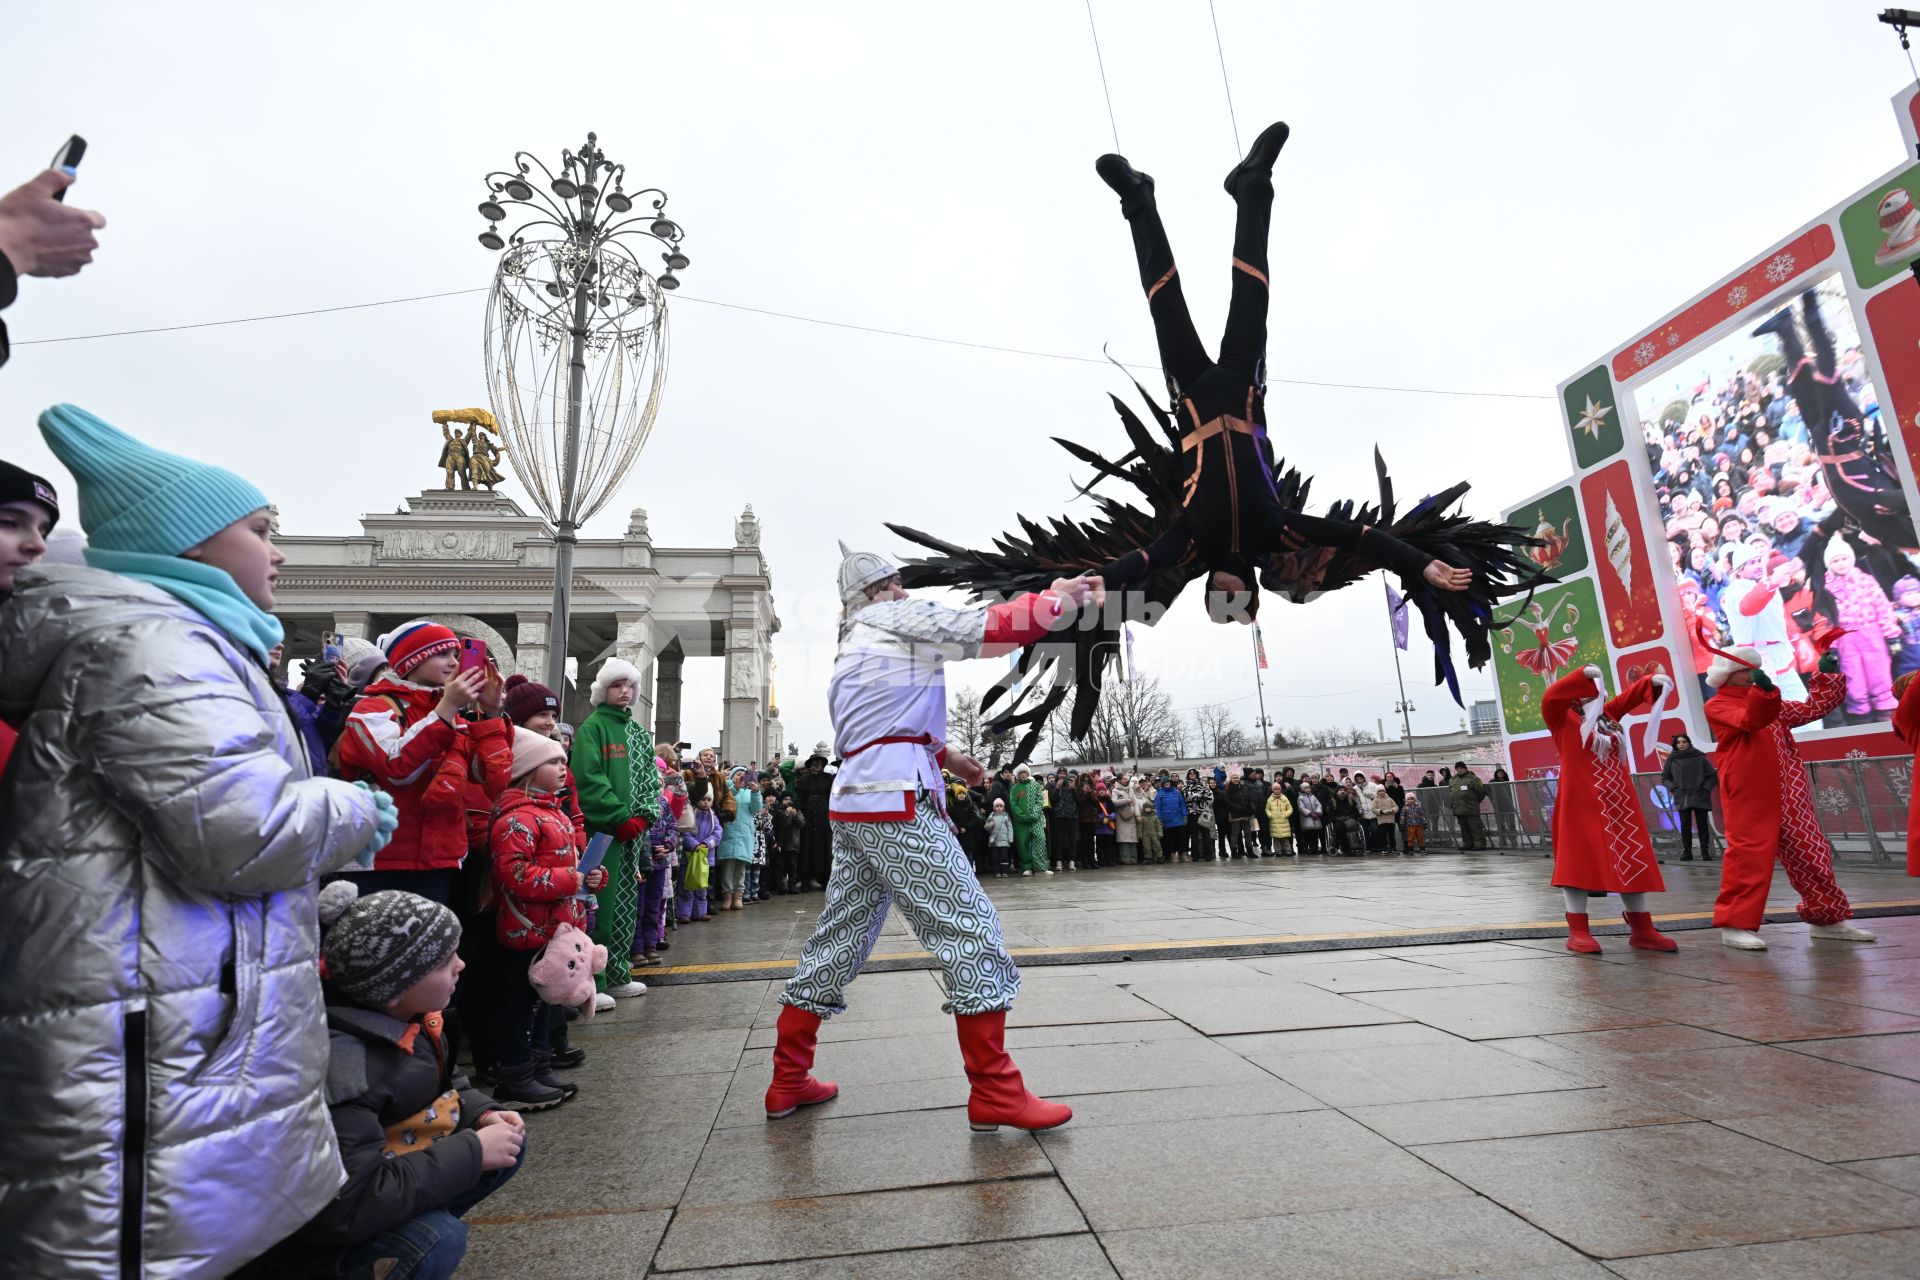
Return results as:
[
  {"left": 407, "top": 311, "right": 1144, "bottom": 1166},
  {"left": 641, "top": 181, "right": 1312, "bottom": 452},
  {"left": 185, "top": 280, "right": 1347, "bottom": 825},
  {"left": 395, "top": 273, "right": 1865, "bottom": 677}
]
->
[
  {"left": 1633, "top": 340, "right": 1657, "bottom": 367},
  {"left": 1667, "top": 330, "right": 1682, "bottom": 347},
  {"left": 1892, "top": 764, "right": 1913, "bottom": 804},
  {"left": 1815, "top": 784, "right": 1851, "bottom": 815},
  {"left": 1726, "top": 285, "right": 1750, "bottom": 308},
  {"left": 1844, "top": 748, "right": 1869, "bottom": 760},
  {"left": 1763, "top": 252, "right": 1796, "bottom": 283}
]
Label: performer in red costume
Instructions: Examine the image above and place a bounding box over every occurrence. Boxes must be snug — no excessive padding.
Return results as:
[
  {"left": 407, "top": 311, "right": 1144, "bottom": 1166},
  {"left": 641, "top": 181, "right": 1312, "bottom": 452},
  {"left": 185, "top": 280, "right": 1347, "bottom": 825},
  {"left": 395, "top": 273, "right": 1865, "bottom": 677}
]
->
[
  {"left": 1540, "top": 665, "right": 1679, "bottom": 953},
  {"left": 1889, "top": 671, "right": 1920, "bottom": 877},
  {"left": 1703, "top": 642, "right": 1877, "bottom": 949}
]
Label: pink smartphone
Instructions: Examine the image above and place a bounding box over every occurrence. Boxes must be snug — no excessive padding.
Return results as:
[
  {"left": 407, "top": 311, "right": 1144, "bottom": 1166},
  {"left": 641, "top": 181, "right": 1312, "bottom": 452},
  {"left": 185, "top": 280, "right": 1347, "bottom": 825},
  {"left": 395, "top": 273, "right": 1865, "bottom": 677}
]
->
[{"left": 457, "top": 637, "right": 489, "bottom": 676}]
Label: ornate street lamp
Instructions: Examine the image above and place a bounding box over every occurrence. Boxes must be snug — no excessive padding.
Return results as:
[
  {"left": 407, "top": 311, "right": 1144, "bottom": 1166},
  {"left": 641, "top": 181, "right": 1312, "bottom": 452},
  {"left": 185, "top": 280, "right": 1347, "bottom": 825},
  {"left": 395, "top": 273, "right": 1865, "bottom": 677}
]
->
[{"left": 474, "top": 132, "right": 688, "bottom": 694}]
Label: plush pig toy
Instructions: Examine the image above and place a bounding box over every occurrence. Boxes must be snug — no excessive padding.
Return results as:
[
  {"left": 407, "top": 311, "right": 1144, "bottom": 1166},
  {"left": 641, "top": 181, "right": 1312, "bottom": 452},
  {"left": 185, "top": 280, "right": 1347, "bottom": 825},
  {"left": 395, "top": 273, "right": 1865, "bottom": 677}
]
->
[{"left": 529, "top": 922, "right": 609, "bottom": 1016}]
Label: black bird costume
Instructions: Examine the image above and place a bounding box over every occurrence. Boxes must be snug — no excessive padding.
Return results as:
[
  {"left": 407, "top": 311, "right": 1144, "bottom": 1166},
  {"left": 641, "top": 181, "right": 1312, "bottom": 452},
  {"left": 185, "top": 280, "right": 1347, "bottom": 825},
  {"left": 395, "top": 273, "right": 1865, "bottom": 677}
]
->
[{"left": 889, "top": 123, "right": 1541, "bottom": 763}]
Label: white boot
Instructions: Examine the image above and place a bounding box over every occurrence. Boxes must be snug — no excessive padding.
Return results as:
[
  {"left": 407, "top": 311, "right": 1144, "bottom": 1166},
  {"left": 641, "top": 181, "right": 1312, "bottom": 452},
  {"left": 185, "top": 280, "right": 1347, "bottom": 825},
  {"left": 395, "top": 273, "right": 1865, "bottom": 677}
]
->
[
  {"left": 593, "top": 992, "right": 617, "bottom": 1012},
  {"left": 1807, "top": 921, "right": 1877, "bottom": 942},
  {"left": 1720, "top": 928, "right": 1767, "bottom": 951}
]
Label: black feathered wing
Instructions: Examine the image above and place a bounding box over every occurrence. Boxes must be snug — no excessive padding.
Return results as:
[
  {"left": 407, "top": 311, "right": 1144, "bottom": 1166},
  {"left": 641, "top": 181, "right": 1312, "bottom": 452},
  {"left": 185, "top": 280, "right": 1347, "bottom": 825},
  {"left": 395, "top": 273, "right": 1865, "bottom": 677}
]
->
[{"left": 889, "top": 372, "right": 1201, "bottom": 764}]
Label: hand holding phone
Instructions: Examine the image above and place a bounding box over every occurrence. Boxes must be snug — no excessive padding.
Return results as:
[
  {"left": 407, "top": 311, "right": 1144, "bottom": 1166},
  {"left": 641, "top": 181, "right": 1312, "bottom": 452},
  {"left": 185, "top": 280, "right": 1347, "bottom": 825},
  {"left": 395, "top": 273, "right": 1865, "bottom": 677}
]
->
[
  {"left": 0, "top": 141, "right": 106, "bottom": 279},
  {"left": 49, "top": 136, "right": 86, "bottom": 202}
]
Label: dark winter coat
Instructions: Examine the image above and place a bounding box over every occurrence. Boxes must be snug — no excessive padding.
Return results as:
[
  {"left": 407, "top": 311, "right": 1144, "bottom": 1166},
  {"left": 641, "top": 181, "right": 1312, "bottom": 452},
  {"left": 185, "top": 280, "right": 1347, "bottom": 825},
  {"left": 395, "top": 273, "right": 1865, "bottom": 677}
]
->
[
  {"left": 1660, "top": 747, "right": 1720, "bottom": 811},
  {"left": 1225, "top": 780, "right": 1256, "bottom": 819},
  {"left": 298, "top": 1006, "right": 497, "bottom": 1247},
  {"left": 1448, "top": 771, "right": 1487, "bottom": 816},
  {"left": 793, "top": 768, "right": 834, "bottom": 877}
]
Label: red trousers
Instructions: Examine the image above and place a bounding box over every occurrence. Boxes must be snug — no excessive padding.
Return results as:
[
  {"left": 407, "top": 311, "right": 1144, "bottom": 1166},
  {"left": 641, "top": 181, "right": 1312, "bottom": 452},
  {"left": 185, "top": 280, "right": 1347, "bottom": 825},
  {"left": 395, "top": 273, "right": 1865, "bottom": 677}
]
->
[{"left": 1711, "top": 797, "right": 1853, "bottom": 931}]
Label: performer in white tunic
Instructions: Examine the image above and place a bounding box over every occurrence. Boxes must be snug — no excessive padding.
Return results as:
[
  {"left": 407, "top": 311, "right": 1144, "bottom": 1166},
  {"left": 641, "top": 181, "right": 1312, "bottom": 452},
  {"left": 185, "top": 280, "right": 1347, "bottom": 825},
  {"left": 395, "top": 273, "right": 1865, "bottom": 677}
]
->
[{"left": 767, "top": 543, "right": 1100, "bottom": 1132}]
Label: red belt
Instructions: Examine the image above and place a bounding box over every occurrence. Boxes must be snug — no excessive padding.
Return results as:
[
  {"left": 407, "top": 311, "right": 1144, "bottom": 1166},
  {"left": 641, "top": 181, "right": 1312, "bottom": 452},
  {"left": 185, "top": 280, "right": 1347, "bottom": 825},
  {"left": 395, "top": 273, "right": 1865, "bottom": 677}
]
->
[{"left": 840, "top": 732, "right": 935, "bottom": 758}]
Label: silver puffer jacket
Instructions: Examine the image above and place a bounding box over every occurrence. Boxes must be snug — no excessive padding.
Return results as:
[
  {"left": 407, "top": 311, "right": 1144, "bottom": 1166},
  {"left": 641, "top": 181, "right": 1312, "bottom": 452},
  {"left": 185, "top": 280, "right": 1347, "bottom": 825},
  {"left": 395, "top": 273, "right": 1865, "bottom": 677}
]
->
[{"left": 0, "top": 565, "right": 380, "bottom": 1278}]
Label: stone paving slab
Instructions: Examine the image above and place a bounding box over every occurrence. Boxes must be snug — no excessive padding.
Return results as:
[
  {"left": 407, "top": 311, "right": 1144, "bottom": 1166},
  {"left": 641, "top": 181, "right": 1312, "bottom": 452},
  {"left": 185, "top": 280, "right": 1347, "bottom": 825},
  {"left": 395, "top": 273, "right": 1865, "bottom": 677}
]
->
[{"left": 452, "top": 862, "right": 1920, "bottom": 1279}]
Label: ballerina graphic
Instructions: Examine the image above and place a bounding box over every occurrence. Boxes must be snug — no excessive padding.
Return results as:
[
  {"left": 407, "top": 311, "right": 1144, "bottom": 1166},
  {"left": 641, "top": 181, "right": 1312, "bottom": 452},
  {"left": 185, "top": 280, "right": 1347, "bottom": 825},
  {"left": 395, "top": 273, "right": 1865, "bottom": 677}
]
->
[{"left": 1502, "top": 595, "right": 1581, "bottom": 679}]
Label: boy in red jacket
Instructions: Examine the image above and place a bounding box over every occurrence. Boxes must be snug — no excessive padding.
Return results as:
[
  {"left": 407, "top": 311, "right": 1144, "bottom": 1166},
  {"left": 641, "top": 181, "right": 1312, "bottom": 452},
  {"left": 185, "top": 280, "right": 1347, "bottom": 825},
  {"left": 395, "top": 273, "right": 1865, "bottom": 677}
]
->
[
  {"left": 1704, "top": 643, "right": 1876, "bottom": 950},
  {"left": 336, "top": 620, "right": 513, "bottom": 905}
]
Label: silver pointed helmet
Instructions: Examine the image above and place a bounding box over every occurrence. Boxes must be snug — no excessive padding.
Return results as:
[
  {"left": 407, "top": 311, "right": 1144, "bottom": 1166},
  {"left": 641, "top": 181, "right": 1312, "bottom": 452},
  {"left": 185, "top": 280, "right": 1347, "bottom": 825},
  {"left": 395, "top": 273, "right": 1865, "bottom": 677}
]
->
[{"left": 837, "top": 540, "right": 900, "bottom": 604}]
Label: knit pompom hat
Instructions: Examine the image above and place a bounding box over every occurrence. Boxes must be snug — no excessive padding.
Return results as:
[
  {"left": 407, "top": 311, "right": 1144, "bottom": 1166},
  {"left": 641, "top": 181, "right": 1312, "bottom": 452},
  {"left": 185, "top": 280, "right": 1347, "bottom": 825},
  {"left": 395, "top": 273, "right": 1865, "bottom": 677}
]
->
[
  {"left": 509, "top": 726, "right": 567, "bottom": 782},
  {"left": 378, "top": 619, "right": 460, "bottom": 678},
  {"left": 316, "top": 882, "right": 460, "bottom": 1008},
  {"left": 502, "top": 673, "right": 560, "bottom": 724},
  {"left": 591, "top": 656, "right": 641, "bottom": 706},
  {"left": 340, "top": 636, "right": 386, "bottom": 689},
  {"left": 37, "top": 404, "right": 270, "bottom": 555}
]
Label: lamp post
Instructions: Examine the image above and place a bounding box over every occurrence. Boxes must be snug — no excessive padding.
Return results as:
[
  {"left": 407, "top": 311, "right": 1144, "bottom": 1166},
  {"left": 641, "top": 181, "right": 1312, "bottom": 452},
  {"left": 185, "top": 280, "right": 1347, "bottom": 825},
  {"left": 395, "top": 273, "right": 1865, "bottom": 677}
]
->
[{"left": 473, "top": 133, "right": 688, "bottom": 695}]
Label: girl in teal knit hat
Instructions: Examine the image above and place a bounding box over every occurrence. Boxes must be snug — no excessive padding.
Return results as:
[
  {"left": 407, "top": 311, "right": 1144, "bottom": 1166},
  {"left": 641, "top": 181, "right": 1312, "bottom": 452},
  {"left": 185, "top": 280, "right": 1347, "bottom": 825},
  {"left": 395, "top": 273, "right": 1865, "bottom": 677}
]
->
[{"left": 0, "top": 404, "right": 401, "bottom": 1277}]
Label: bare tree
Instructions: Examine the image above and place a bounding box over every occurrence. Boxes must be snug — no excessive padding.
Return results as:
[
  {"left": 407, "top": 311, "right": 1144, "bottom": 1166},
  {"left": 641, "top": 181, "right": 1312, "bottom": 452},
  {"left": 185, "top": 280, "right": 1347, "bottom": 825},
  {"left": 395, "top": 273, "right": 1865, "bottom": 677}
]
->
[
  {"left": 948, "top": 686, "right": 988, "bottom": 760},
  {"left": 1187, "top": 703, "right": 1252, "bottom": 757}
]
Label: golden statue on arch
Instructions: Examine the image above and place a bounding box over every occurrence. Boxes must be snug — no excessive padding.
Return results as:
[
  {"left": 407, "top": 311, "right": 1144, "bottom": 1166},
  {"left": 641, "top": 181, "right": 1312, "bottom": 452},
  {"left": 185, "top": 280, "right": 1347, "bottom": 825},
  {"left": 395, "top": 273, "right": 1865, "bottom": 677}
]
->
[{"left": 431, "top": 408, "right": 506, "bottom": 491}]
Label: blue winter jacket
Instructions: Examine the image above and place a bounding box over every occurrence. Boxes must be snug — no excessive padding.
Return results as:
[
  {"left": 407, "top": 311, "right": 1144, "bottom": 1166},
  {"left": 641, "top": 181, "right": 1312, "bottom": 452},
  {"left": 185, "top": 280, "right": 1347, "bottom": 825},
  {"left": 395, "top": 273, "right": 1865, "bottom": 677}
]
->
[
  {"left": 716, "top": 782, "right": 763, "bottom": 862},
  {"left": 1154, "top": 785, "right": 1188, "bottom": 828}
]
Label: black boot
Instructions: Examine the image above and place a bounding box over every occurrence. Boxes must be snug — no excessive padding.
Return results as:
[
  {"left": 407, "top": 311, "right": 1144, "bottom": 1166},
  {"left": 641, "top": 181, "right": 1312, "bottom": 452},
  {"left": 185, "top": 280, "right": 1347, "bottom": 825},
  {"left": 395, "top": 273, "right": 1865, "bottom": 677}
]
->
[
  {"left": 1224, "top": 120, "right": 1290, "bottom": 196},
  {"left": 492, "top": 1070, "right": 566, "bottom": 1112},
  {"left": 531, "top": 1050, "right": 578, "bottom": 1102},
  {"left": 549, "top": 1043, "right": 586, "bottom": 1070},
  {"left": 1751, "top": 304, "right": 1802, "bottom": 344},
  {"left": 1095, "top": 153, "right": 1155, "bottom": 214}
]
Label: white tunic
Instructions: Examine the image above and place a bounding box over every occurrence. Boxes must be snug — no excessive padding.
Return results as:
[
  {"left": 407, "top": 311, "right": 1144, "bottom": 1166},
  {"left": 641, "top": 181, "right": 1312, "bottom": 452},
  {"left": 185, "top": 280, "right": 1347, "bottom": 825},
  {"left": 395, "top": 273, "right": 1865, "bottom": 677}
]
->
[{"left": 828, "top": 599, "right": 987, "bottom": 821}]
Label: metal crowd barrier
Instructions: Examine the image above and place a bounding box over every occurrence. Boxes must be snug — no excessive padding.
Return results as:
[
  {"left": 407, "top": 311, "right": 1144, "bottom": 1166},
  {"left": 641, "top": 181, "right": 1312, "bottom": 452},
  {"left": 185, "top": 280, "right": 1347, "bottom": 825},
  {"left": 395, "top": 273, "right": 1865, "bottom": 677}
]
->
[{"left": 1414, "top": 755, "right": 1912, "bottom": 864}]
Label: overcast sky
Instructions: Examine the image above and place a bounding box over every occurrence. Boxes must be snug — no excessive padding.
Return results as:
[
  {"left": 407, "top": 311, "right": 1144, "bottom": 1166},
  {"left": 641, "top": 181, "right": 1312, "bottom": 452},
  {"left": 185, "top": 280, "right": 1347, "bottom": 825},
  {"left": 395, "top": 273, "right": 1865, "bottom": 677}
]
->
[{"left": 3, "top": 2, "right": 1914, "bottom": 755}]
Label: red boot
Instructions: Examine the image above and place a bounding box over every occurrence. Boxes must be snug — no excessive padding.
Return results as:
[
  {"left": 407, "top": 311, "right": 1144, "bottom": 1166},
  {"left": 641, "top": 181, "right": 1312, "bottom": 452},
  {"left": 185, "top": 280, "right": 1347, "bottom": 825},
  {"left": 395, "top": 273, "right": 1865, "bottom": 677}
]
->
[
  {"left": 765, "top": 1005, "right": 839, "bottom": 1118},
  {"left": 1624, "top": 910, "right": 1679, "bottom": 952},
  {"left": 954, "top": 1011, "right": 1072, "bottom": 1132},
  {"left": 1565, "top": 912, "right": 1602, "bottom": 954}
]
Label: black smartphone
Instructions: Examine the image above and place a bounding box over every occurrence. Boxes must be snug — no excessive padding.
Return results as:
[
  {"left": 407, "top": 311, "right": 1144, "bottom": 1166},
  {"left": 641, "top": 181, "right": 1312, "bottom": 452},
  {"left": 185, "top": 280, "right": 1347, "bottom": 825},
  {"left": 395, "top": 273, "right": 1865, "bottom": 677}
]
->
[{"left": 50, "top": 135, "right": 86, "bottom": 202}]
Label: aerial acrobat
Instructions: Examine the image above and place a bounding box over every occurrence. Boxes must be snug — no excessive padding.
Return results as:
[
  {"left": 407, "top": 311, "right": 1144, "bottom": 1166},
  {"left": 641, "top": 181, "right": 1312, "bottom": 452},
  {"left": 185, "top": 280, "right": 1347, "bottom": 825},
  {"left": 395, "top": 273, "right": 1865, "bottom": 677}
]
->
[{"left": 889, "top": 121, "right": 1543, "bottom": 762}]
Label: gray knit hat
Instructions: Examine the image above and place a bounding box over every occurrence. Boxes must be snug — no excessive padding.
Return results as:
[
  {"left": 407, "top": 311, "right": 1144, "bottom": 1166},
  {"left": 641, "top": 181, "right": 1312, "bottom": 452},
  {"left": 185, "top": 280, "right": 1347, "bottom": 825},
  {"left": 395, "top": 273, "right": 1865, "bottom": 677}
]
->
[{"left": 317, "top": 881, "right": 461, "bottom": 1007}]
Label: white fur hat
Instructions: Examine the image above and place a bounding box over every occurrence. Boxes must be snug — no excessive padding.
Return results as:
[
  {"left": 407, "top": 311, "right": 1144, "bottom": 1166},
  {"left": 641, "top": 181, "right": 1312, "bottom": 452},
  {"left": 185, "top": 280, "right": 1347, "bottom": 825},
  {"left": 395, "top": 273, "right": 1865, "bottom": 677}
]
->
[
  {"left": 1705, "top": 645, "right": 1762, "bottom": 689},
  {"left": 591, "top": 656, "right": 642, "bottom": 706},
  {"left": 1822, "top": 537, "right": 1855, "bottom": 568}
]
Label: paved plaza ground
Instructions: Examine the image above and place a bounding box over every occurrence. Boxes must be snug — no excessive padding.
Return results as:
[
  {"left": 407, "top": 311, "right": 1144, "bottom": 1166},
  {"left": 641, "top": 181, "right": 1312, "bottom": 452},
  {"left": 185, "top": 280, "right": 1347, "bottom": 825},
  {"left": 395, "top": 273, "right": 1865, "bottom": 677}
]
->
[{"left": 458, "top": 856, "right": 1920, "bottom": 1279}]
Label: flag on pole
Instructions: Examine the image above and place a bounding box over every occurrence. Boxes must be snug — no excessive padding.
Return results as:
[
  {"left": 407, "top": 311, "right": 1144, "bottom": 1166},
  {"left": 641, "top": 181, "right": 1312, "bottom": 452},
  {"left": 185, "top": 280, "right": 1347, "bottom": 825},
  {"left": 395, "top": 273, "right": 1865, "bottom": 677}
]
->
[
  {"left": 1384, "top": 578, "right": 1410, "bottom": 651},
  {"left": 1253, "top": 624, "right": 1269, "bottom": 670},
  {"left": 1124, "top": 623, "right": 1137, "bottom": 678}
]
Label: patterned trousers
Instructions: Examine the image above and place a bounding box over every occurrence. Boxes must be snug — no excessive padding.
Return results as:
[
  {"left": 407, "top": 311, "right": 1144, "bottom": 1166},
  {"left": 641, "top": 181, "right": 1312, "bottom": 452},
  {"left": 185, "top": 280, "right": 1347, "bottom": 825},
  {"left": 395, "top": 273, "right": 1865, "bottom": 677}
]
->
[
  {"left": 780, "top": 796, "right": 1022, "bottom": 1017},
  {"left": 592, "top": 839, "right": 638, "bottom": 990}
]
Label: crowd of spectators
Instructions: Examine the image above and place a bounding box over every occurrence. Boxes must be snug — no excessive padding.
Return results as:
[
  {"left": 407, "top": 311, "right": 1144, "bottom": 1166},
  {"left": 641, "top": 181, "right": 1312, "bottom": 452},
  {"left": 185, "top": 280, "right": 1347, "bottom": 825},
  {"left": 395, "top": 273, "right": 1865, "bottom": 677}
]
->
[{"left": 941, "top": 760, "right": 1519, "bottom": 868}]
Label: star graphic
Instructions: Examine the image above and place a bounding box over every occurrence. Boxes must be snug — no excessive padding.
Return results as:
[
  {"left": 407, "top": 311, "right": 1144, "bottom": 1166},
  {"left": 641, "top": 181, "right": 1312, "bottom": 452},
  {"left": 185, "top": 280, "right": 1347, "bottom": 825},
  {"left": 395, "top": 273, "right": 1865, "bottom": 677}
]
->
[{"left": 1574, "top": 394, "right": 1613, "bottom": 439}]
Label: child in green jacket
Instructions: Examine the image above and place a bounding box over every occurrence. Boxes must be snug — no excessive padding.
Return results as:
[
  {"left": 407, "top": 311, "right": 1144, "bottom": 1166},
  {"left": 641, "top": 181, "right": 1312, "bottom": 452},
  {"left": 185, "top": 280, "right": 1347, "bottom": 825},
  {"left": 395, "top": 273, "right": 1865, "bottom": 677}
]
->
[{"left": 568, "top": 658, "right": 662, "bottom": 1007}]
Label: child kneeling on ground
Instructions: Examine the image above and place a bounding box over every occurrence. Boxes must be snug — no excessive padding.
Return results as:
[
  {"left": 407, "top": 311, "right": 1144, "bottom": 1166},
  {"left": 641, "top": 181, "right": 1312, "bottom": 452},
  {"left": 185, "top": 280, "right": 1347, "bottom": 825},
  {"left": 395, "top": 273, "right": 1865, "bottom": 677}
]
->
[{"left": 256, "top": 883, "right": 528, "bottom": 1279}]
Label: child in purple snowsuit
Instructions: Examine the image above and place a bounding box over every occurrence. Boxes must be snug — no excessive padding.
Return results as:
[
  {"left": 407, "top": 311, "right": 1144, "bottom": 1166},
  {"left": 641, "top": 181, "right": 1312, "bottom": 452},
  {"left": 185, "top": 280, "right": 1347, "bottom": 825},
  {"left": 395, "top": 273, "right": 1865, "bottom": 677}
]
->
[
  {"left": 678, "top": 798, "right": 722, "bottom": 922},
  {"left": 633, "top": 816, "right": 675, "bottom": 962}
]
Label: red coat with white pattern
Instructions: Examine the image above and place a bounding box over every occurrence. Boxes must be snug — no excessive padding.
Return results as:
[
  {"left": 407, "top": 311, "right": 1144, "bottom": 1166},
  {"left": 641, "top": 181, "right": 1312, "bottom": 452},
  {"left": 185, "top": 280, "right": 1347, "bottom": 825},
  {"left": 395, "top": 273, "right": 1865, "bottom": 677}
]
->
[
  {"left": 489, "top": 788, "right": 588, "bottom": 949},
  {"left": 1541, "top": 670, "right": 1666, "bottom": 894}
]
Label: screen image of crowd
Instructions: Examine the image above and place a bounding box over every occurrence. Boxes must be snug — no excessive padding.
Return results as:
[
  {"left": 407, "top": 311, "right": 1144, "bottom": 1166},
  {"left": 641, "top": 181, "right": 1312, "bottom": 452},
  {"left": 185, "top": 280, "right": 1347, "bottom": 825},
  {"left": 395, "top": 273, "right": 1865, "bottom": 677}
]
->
[{"left": 1636, "top": 275, "right": 1920, "bottom": 726}]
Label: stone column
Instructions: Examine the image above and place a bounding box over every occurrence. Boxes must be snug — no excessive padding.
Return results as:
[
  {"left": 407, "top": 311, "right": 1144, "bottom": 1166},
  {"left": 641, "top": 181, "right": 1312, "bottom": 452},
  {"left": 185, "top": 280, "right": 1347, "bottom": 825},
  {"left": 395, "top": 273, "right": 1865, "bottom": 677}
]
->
[
  {"left": 332, "top": 611, "right": 372, "bottom": 641},
  {"left": 721, "top": 620, "right": 762, "bottom": 764},
  {"left": 654, "top": 647, "right": 684, "bottom": 747},
  {"left": 514, "top": 612, "right": 551, "bottom": 684},
  {"left": 614, "top": 610, "right": 656, "bottom": 732}
]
